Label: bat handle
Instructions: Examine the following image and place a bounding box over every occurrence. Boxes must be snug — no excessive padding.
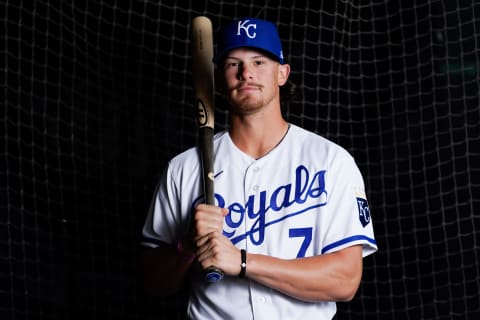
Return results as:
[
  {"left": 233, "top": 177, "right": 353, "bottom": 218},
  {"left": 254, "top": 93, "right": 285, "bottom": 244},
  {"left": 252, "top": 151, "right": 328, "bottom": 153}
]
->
[
  {"left": 199, "top": 127, "right": 225, "bottom": 283},
  {"left": 204, "top": 266, "right": 224, "bottom": 283}
]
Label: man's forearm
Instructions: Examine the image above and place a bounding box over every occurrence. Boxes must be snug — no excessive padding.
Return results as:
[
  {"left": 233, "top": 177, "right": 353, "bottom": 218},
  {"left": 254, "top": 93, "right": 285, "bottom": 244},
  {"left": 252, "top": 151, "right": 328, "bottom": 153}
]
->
[{"left": 246, "top": 245, "right": 363, "bottom": 302}]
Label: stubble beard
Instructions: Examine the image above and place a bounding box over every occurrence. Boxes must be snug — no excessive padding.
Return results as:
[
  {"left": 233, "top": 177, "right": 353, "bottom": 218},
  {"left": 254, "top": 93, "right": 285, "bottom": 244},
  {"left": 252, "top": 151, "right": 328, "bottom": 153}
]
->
[
  {"left": 232, "top": 96, "right": 264, "bottom": 115},
  {"left": 228, "top": 86, "right": 266, "bottom": 115}
]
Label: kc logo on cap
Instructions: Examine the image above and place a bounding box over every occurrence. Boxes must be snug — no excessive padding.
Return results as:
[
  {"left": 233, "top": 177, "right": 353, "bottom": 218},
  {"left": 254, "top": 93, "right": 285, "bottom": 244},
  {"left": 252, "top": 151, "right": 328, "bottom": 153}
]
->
[
  {"left": 236, "top": 20, "right": 257, "bottom": 39},
  {"left": 214, "top": 17, "right": 284, "bottom": 65}
]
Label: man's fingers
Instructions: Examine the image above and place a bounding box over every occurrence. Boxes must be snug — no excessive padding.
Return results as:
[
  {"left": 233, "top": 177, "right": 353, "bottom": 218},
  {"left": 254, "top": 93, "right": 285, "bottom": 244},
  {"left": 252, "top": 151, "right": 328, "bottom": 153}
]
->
[
  {"left": 194, "top": 205, "right": 228, "bottom": 237},
  {"left": 195, "top": 230, "right": 221, "bottom": 247},
  {"left": 196, "top": 203, "right": 226, "bottom": 215},
  {"left": 195, "top": 232, "right": 222, "bottom": 260}
]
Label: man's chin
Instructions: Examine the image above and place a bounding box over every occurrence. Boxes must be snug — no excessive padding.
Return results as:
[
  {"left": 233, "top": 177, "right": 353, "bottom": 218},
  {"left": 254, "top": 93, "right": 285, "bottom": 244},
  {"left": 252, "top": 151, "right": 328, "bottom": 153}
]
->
[{"left": 233, "top": 95, "right": 262, "bottom": 107}]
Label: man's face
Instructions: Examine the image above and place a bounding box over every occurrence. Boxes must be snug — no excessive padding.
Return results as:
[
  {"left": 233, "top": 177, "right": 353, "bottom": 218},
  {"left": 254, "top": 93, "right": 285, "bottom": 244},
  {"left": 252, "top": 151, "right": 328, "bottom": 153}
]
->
[{"left": 220, "top": 48, "right": 290, "bottom": 115}]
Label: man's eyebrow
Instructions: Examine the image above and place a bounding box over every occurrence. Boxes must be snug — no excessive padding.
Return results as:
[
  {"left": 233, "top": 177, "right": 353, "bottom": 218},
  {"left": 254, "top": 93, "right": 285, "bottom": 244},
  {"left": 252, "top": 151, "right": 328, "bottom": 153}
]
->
[
  {"left": 224, "top": 56, "right": 241, "bottom": 61},
  {"left": 251, "top": 55, "right": 267, "bottom": 60}
]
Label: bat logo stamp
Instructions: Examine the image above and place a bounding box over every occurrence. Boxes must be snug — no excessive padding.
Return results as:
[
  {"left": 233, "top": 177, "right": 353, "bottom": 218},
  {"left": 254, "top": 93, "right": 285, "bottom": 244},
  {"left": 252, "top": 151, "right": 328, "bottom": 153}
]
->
[{"left": 197, "top": 98, "right": 208, "bottom": 126}]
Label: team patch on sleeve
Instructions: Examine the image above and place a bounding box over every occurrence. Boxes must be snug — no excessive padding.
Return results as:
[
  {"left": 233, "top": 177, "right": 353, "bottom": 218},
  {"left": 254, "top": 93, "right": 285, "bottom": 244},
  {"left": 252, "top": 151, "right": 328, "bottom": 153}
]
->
[{"left": 356, "top": 197, "right": 371, "bottom": 227}]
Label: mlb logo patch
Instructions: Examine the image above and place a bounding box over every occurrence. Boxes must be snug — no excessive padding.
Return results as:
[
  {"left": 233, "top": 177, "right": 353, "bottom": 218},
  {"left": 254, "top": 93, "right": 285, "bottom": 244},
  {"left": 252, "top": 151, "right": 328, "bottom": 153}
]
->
[{"left": 357, "top": 197, "right": 371, "bottom": 227}]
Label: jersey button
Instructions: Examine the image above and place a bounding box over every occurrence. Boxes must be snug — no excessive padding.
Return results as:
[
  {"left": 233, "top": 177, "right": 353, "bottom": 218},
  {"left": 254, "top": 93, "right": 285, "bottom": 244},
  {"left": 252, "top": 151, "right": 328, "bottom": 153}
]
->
[
  {"left": 257, "top": 296, "right": 266, "bottom": 303},
  {"left": 253, "top": 185, "right": 259, "bottom": 191}
]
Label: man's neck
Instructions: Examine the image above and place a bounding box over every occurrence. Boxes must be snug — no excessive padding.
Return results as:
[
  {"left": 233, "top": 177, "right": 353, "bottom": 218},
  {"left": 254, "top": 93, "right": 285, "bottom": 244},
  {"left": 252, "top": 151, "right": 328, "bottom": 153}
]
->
[{"left": 229, "top": 114, "right": 289, "bottom": 159}]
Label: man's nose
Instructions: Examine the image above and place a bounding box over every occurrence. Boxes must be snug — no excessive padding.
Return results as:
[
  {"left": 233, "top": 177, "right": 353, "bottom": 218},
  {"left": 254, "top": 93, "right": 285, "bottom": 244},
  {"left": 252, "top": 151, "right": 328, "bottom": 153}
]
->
[{"left": 238, "top": 65, "right": 253, "bottom": 80}]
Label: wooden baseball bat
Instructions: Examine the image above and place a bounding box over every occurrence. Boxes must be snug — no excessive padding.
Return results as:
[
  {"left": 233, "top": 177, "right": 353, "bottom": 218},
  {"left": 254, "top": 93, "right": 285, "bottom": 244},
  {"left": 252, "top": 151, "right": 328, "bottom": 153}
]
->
[{"left": 191, "top": 16, "right": 224, "bottom": 283}]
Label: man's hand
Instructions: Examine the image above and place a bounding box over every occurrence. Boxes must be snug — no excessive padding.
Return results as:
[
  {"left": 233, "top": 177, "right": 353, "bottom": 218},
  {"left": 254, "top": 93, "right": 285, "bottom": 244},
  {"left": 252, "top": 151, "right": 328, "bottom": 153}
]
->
[{"left": 193, "top": 204, "right": 243, "bottom": 276}]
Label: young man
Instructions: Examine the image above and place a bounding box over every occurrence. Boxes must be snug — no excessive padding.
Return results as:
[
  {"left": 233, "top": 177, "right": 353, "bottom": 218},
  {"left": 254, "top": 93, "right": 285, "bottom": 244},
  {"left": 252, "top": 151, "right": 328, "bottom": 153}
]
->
[{"left": 140, "top": 18, "right": 377, "bottom": 319}]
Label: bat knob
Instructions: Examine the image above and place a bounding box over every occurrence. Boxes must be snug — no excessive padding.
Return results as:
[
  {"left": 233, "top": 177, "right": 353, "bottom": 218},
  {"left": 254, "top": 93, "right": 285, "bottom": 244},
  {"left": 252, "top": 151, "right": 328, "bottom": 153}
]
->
[{"left": 204, "top": 267, "right": 224, "bottom": 283}]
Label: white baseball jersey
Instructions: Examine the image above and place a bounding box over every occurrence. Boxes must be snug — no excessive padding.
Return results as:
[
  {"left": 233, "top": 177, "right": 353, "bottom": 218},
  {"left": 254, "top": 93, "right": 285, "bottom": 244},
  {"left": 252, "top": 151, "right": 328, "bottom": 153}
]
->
[{"left": 142, "top": 124, "right": 377, "bottom": 320}]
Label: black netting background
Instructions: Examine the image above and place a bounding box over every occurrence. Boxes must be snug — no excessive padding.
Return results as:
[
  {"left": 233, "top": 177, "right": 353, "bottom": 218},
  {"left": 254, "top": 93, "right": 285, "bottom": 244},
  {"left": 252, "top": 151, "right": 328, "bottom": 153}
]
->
[{"left": 2, "top": 1, "right": 479, "bottom": 319}]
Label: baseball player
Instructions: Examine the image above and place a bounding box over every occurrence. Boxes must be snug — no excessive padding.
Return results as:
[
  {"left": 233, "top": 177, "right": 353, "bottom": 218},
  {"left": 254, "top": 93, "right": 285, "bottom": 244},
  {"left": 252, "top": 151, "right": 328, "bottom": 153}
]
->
[{"left": 140, "top": 17, "right": 377, "bottom": 319}]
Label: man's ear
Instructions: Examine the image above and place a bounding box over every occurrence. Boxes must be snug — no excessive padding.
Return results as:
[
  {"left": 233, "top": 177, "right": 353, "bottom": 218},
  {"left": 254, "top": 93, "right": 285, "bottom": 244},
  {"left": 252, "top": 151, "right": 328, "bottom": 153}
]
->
[{"left": 278, "top": 64, "right": 291, "bottom": 86}]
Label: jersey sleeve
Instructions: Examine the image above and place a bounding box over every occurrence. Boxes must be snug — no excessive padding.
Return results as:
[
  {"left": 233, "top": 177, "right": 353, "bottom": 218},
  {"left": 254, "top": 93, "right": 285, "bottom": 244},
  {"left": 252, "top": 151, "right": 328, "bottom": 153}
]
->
[
  {"left": 320, "top": 153, "right": 377, "bottom": 257},
  {"left": 141, "top": 164, "right": 183, "bottom": 248}
]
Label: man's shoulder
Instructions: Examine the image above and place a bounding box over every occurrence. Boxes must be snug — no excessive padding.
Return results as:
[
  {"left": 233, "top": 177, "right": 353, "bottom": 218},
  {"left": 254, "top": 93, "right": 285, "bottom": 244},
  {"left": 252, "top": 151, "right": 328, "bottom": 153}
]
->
[
  {"left": 167, "top": 145, "right": 199, "bottom": 174},
  {"left": 289, "top": 124, "right": 351, "bottom": 154}
]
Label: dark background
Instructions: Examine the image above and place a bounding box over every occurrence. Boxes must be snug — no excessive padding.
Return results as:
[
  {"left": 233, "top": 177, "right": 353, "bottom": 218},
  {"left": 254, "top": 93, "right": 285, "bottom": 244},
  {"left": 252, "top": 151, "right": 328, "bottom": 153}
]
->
[{"left": 2, "top": 1, "right": 479, "bottom": 319}]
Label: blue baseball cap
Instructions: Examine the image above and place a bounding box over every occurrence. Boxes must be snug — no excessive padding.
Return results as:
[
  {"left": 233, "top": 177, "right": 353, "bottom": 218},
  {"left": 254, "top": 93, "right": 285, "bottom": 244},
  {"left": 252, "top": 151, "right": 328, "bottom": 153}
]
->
[{"left": 214, "top": 18, "right": 284, "bottom": 65}]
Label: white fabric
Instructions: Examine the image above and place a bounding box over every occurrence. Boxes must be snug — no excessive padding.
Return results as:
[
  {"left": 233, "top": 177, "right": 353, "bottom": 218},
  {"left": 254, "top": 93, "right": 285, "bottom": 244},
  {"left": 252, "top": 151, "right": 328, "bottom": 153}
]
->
[{"left": 142, "top": 124, "right": 377, "bottom": 320}]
